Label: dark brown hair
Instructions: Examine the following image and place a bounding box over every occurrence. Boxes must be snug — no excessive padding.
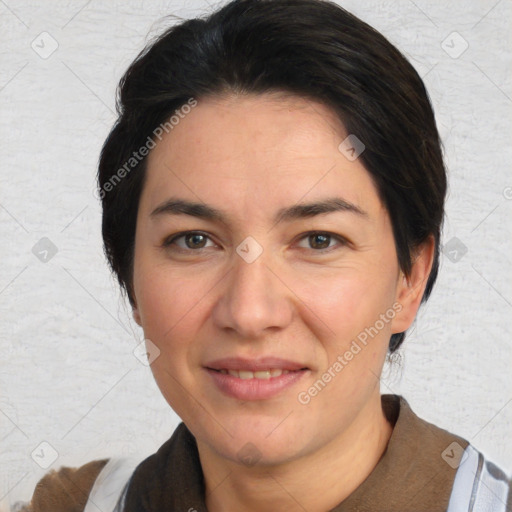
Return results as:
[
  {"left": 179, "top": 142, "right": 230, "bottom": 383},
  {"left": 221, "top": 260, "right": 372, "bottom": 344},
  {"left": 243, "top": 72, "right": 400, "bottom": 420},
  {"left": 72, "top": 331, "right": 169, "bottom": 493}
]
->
[{"left": 98, "top": 0, "right": 447, "bottom": 353}]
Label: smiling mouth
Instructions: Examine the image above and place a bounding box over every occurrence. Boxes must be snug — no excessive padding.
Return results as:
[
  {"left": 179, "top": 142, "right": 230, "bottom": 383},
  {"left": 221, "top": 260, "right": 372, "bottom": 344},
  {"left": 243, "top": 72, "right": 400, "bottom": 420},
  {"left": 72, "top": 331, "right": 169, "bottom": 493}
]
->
[
  {"left": 205, "top": 365, "right": 309, "bottom": 400},
  {"left": 208, "top": 368, "right": 307, "bottom": 379}
]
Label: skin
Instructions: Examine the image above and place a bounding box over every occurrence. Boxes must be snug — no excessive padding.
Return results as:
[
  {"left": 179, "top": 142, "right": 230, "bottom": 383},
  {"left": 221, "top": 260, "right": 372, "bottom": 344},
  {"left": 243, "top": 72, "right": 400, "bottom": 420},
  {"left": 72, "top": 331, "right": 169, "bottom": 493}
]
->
[{"left": 131, "top": 92, "right": 434, "bottom": 512}]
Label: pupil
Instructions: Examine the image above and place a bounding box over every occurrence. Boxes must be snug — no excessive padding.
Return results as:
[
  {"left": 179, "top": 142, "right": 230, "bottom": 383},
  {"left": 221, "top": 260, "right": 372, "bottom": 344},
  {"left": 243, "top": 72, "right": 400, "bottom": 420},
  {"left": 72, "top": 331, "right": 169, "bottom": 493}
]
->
[
  {"left": 311, "top": 233, "right": 329, "bottom": 249},
  {"left": 187, "top": 233, "right": 206, "bottom": 248}
]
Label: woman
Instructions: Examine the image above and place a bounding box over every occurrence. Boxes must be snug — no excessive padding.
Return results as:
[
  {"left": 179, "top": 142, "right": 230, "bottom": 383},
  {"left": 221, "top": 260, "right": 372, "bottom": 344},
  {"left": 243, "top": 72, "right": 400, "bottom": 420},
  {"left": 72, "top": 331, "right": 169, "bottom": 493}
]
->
[{"left": 20, "top": 0, "right": 511, "bottom": 510}]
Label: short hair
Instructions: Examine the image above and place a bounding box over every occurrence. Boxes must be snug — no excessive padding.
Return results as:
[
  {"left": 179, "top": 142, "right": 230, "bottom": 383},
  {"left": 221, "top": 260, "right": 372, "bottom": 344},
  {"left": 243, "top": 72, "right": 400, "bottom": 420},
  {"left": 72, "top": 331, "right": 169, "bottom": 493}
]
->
[{"left": 97, "top": 0, "right": 447, "bottom": 353}]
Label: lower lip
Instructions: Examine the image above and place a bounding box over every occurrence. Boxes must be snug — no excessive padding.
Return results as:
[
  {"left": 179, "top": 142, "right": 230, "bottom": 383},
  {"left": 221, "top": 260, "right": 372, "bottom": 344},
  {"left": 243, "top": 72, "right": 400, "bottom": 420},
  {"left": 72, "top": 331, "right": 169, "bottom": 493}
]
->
[{"left": 205, "top": 368, "right": 309, "bottom": 400}]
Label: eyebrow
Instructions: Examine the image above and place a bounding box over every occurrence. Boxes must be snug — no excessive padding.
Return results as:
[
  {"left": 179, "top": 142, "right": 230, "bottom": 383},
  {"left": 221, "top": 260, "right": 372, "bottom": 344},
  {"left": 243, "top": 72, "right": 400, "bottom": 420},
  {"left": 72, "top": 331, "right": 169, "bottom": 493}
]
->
[{"left": 150, "top": 196, "right": 367, "bottom": 225}]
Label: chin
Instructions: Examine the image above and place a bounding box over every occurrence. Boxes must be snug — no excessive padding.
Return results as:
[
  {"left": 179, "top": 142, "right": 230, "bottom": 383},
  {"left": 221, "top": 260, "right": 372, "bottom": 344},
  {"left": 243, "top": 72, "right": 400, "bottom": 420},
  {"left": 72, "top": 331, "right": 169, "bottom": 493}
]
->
[
  {"left": 221, "top": 434, "right": 303, "bottom": 468},
  {"left": 196, "top": 414, "right": 308, "bottom": 465}
]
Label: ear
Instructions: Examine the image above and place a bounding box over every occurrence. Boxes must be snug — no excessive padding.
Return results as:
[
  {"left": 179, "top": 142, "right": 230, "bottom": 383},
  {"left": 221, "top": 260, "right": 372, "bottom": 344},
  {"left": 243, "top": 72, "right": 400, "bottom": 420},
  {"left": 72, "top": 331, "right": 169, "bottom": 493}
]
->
[
  {"left": 390, "top": 235, "right": 435, "bottom": 334},
  {"left": 132, "top": 299, "right": 142, "bottom": 327}
]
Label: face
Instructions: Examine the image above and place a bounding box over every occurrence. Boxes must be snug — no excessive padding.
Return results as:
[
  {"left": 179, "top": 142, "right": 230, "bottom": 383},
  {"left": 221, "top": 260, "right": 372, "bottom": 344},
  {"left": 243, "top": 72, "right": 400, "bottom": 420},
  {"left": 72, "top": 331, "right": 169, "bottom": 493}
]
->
[{"left": 132, "top": 92, "right": 426, "bottom": 466}]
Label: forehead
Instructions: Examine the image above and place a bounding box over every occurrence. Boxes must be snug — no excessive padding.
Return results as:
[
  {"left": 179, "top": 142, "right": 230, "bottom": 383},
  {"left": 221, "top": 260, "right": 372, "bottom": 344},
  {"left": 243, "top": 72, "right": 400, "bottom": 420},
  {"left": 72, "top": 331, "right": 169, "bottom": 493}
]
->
[
  {"left": 151, "top": 91, "right": 346, "bottom": 165},
  {"left": 141, "top": 92, "right": 383, "bottom": 221}
]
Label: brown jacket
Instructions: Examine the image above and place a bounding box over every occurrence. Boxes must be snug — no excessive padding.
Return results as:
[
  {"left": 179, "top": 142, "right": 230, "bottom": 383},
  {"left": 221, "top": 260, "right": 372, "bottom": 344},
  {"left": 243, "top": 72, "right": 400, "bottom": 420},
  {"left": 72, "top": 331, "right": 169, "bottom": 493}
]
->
[
  {"left": 18, "top": 395, "right": 476, "bottom": 511},
  {"left": 17, "top": 459, "right": 109, "bottom": 512}
]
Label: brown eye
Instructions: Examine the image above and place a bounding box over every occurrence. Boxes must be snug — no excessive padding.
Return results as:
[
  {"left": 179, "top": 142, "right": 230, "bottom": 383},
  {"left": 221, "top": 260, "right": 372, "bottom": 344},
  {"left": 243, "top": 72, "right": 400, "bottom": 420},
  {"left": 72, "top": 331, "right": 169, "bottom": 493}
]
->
[
  {"left": 296, "top": 231, "right": 347, "bottom": 252},
  {"left": 163, "top": 231, "right": 215, "bottom": 251},
  {"left": 309, "top": 233, "right": 331, "bottom": 249},
  {"left": 185, "top": 233, "right": 208, "bottom": 249}
]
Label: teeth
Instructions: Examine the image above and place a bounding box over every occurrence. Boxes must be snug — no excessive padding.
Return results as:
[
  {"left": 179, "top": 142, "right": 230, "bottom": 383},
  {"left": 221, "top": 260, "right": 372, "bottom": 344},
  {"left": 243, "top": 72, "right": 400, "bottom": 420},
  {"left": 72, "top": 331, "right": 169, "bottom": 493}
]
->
[
  {"left": 219, "top": 368, "right": 292, "bottom": 379},
  {"left": 254, "top": 370, "right": 271, "bottom": 380}
]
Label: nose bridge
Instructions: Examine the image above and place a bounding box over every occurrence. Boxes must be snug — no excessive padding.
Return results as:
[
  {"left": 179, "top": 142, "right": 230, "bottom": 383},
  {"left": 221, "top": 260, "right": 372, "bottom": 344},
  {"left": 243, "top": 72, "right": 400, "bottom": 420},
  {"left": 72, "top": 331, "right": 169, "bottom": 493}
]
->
[{"left": 212, "top": 240, "right": 293, "bottom": 338}]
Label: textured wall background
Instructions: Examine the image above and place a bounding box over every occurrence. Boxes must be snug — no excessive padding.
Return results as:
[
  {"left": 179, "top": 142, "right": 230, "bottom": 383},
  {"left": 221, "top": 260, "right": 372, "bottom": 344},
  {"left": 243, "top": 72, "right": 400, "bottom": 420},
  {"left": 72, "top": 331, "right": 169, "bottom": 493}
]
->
[{"left": 1, "top": 0, "right": 511, "bottom": 508}]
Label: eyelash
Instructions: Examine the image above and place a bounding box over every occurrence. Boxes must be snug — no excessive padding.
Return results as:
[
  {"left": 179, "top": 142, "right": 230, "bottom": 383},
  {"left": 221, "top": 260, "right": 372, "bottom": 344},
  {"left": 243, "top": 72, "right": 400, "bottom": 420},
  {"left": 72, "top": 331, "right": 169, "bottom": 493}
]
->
[{"left": 162, "top": 230, "right": 348, "bottom": 254}]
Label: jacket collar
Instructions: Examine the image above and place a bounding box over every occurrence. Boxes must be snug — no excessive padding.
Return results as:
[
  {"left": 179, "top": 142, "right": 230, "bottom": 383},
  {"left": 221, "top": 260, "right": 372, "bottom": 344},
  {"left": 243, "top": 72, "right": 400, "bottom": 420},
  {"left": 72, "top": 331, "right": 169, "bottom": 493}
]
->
[{"left": 123, "top": 394, "right": 468, "bottom": 511}]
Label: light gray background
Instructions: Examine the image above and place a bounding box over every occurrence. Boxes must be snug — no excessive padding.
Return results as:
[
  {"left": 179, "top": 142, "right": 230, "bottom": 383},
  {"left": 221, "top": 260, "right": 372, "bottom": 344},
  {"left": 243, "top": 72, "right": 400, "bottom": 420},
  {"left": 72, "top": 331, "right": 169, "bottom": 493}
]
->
[{"left": 1, "top": 0, "right": 511, "bottom": 508}]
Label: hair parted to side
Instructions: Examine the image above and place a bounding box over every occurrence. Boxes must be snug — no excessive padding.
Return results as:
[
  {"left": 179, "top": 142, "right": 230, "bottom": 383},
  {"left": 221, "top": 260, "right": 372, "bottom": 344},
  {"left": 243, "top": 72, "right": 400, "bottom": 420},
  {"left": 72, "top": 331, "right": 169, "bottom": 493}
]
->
[{"left": 98, "top": 0, "right": 447, "bottom": 353}]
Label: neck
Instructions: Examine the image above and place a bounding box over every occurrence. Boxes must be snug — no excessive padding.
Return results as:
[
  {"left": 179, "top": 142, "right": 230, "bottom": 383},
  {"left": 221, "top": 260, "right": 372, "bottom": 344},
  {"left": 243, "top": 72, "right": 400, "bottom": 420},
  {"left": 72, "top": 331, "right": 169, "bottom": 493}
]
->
[{"left": 198, "top": 392, "right": 393, "bottom": 512}]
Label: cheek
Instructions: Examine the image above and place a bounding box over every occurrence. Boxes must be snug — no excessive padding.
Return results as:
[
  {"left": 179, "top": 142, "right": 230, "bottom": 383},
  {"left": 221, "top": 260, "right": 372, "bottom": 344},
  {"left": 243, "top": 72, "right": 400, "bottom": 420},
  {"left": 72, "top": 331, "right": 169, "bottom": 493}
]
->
[
  {"left": 135, "top": 263, "right": 214, "bottom": 348},
  {"left": 135, "top": 269, "right": 212, "bottom": 414},
  {"left": 296, "top": 269, "right": 395, "bottom": 341}
]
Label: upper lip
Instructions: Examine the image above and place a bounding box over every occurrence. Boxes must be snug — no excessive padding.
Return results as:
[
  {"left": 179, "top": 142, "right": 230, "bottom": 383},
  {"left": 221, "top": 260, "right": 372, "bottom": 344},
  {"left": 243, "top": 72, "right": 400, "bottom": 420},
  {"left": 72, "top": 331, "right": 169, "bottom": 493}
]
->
[{"left": 205, "top": 357, "right": 308, "bottom": 372}]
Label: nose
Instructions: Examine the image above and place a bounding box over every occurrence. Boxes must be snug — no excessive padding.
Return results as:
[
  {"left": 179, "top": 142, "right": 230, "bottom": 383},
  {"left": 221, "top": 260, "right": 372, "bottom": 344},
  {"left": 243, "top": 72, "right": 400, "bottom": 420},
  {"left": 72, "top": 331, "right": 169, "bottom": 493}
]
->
[{"left": 211, "top": 245, "right": 294, "bottom": 339}]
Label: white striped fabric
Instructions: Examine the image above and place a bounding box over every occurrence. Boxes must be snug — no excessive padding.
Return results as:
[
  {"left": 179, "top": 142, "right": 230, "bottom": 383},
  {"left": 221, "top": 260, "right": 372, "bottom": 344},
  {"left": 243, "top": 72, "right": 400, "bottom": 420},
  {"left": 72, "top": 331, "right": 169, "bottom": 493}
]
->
[
  {"left": 83, "top": 458, "right": 139, "bottom": 512},
  {"left": 447, "top": 444, "right": 512, "bottom": 512}
]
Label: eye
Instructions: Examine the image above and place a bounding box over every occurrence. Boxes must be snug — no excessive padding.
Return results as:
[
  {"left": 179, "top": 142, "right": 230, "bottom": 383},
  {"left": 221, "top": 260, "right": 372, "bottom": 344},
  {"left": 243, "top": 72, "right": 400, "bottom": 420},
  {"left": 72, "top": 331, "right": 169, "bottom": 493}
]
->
[
  {"left": 296, "top": 231, "right": 347, "bottom": 252},
  {"left": 163, "top": 231, "right": 216, "bottom": 251}
]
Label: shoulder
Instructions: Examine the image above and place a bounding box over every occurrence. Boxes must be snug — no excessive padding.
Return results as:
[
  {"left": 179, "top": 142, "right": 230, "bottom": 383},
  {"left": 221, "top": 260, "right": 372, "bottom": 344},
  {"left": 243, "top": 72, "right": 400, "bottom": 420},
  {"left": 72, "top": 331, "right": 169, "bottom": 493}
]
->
[
  {"left": 392, "top": 395, "right": 512, "bottom": 510},
  {"left": 447, "top": 444, "right": 512, "bottom": 512},
  {"left": 378, "top": 394, "right": 511, "bottom": 510},
  {"left": 18, "top": 456, "right": 142, "bottom": 512},
  {"left": 18, "top": 425, "right": 192, "bottom": 512},
  {"left": 19, "top": 458, "right": 109, "bottom": 512}
]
